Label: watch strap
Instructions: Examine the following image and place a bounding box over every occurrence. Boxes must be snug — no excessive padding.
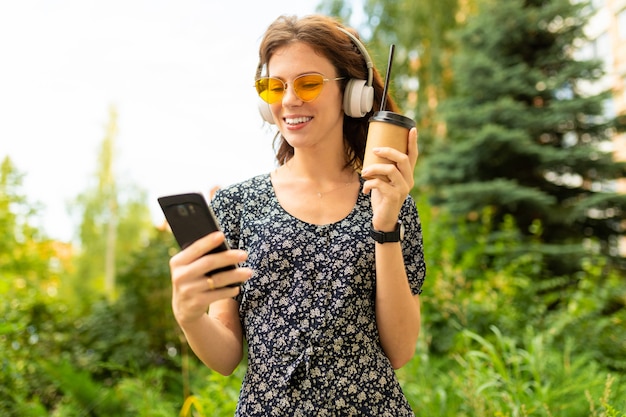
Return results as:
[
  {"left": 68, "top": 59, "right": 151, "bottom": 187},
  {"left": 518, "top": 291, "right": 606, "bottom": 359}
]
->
[{"left": 370, "top": 221, "right": 403, "bottom": 243}]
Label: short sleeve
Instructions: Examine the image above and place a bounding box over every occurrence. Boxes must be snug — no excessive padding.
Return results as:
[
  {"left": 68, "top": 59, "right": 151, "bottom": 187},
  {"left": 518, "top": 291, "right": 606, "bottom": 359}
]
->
[
  {"left": 210, "top": 186, "right": 242, "bottom": 251},
  {"left": 400, "top": 195, "right": 426, "bottom": 295}
]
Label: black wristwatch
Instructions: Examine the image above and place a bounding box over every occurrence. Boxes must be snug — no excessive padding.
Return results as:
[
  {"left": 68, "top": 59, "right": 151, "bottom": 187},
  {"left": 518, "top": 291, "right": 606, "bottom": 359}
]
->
[{"left": 370, "top": 221, "right": 404, "bottom": 244}]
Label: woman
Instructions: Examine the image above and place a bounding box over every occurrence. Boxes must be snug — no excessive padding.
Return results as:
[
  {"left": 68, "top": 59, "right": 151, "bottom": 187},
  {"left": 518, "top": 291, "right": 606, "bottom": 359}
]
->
[{"left": 169, "top": 14, "right": 426, "bottom": 416}]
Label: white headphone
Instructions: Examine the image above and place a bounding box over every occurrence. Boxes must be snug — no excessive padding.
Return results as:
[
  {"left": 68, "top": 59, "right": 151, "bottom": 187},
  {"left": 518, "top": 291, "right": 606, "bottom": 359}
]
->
[{"left": 258, "top": 26, "right": 375, "bottom": 124}]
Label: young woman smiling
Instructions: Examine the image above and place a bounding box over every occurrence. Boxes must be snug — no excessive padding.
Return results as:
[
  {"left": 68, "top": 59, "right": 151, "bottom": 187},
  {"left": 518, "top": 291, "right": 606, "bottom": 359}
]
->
[{"left": 168, "top": 14, "right": 425, "bottom": 416}]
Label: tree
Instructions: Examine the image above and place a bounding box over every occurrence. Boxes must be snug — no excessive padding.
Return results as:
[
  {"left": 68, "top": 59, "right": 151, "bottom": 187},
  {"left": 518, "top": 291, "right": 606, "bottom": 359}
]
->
[
  {"left": 70, "top": 106, "right": 153, "bottom": 303},
  {"left": 317, "top": 0, "right": 471, "bottom": 152},
  {"left": 316, "top": 0, "right": 355, "bottom": 22},
  {"left": 0, "top": 156, "right": 76, "bottom": 413},
  {"left": 362, "top": 0, "right": 473, "bottom": 153},
  {"left": 423, "top": 0, "right": 626, "bottom": 276},
  {"left": 0, "top": 156, "right": 61, "bottom": 288}
]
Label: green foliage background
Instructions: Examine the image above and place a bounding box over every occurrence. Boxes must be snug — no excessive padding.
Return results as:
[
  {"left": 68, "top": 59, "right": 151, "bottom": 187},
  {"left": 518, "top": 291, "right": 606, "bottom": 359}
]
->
[
  {"left": 2, "top": 0, "right": 626, "bottom": 415},
  {"left": 2, "top": 155, "right": 625, "bottom": 415}
]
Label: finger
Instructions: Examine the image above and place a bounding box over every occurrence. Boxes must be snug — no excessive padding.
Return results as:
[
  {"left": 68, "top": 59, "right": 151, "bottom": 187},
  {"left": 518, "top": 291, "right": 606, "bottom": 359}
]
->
[
  {"left": 367, "top": 148, "right": 411, "bottom": 180},
  {"left": 206, "top": 277, "right": 217, "bottom": 291},
  {"left": 198, "top": 249, "right": 248, "bottom": 277},
  {"left": 361, "top": 159, "right": 397, "bottom": 184},
  {"left": 407, "top": 127, "right": 419, "bottom": 168},
  {"left": 206, "top": 267, "right": 253, "bottom": 290},
  {"left": 362, "top": 175, "right": 409, "bottom": 201},
  {"left": 205, "top": 286, "right": 242, "bottom": 302},
  {"left": 363, "top": 163, "right": 408, "bottom": 188},
  {"left": 371, "top": 146, "right": 407, "bottom": 165},
  {"left": 170, "top": 231, "right": 226, "bottom": 267},
  {"left": 374, "top": 131, "right": 417, "bottom": 188}
]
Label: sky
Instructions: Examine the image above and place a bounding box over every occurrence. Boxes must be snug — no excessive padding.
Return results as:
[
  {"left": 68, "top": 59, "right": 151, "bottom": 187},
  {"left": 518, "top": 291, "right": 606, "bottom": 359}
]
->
[{"left": 0, "top": 0, "right": 362, "bottom": 242}]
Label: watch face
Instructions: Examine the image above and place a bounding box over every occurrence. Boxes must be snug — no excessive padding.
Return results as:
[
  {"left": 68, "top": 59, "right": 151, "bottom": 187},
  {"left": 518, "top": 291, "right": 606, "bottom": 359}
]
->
[{"left": 399, "top": 222, "right": 405, "bottom": 241}]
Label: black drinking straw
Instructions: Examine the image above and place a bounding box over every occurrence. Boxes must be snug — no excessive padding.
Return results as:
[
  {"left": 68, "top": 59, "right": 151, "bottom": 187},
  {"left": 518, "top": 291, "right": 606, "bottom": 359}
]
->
[{"left": 380, "top": 44, "right": 395, "bottom": 112}]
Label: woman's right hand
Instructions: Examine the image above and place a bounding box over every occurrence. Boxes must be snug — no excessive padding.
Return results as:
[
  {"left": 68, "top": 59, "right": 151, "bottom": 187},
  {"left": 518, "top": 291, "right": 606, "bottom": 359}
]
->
[{"left": 169, "top": 231, "right": 252, "bottom": 326}]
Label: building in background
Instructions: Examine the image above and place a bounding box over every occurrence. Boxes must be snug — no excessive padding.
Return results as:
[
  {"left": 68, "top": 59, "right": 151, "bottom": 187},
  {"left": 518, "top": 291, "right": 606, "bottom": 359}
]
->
[
  {"left": 581, "top": 0, "right": 626, "bottom": 254},
  {"left": 584, "top": 0, "right": 626, "bottom": 185}
]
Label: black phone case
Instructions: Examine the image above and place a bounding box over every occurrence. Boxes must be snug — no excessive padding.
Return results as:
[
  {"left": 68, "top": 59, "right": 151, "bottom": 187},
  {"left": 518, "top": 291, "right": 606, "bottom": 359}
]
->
[{"left": 158, "top": 192, "right": 237, "bottom": 276}]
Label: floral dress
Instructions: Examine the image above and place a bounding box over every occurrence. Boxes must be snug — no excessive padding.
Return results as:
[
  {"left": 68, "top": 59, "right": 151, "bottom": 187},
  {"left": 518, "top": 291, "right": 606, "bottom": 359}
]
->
[{"left": 211, "top": 174, "right": 426, "bottom": 416}]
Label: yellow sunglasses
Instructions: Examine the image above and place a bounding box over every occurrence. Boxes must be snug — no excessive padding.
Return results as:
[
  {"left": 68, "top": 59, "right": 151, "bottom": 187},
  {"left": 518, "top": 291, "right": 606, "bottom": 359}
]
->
[{"left": 255, "top": 73, "right": 344, "bottom": 104}]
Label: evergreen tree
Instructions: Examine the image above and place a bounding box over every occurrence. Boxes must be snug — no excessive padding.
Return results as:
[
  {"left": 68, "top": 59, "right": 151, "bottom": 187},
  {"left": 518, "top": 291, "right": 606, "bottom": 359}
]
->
[{"left": 424, "top": 0, "right": 626, "bottom": 276}]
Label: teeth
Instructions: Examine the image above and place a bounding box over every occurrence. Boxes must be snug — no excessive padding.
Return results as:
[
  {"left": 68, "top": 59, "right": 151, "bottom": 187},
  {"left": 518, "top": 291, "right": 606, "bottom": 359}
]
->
[{"left": 285, "top": 117, "right": 312, "bottom": 125}]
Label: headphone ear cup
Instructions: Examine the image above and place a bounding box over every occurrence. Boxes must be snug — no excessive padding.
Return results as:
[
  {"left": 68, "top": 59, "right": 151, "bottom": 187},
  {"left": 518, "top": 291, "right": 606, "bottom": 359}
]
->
[
  {"left": 257, "top": 99, "right": 275, "bottom": 124},
  {"left": 343, "top": 79, "right": 374, "bottom": 118}
]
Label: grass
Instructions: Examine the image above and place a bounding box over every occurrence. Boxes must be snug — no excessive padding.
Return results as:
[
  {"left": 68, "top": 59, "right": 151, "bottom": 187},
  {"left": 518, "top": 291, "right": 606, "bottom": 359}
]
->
[{"left": 396, "top": 325, "right": 625, "bottom": 417}]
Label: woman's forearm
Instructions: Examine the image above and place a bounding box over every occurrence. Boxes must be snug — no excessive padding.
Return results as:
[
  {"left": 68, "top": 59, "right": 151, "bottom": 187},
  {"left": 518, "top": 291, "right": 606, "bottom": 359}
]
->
[
  {"left": 178, "top": 298, "right": 244, "bottom": 376},
  {"left": 374, "top": 241, "right": 421, "bottom": 369}
]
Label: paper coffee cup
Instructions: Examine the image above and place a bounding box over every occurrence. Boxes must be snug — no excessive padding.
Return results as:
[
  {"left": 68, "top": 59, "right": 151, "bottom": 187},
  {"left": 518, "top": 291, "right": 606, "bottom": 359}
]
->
[{"left": 362, "top": 111, "right": 415, "bottom": 176}]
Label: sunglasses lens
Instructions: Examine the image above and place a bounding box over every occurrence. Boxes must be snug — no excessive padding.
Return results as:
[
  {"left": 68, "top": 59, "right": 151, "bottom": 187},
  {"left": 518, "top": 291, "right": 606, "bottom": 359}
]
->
[
  {"left": 293, "top": 74, "right": 325, "bottom": 102},
  {"left": 255, "top": 74, "right": 328, "bottom": 103},
  {"left": 255, "top": 78, "right": 284, "bottom": 104}
]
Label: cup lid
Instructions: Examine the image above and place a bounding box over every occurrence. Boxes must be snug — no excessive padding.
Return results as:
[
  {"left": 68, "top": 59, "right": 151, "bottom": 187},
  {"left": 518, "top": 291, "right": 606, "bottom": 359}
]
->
[{"left": 369, "top": 111, "right": 416, "bottom": 129}]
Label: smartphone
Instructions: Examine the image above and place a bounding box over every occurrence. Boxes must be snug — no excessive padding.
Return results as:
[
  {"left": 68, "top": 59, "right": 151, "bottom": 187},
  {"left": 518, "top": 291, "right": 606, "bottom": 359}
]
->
[{"left": 158, "top": 192, "right": 238, "bottom": 278}]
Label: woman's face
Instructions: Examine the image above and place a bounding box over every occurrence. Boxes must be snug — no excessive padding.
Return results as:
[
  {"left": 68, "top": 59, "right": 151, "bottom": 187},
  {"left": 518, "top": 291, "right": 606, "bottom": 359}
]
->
[{"left": 266, "top": 41, "right": 345, "bottom": 153}]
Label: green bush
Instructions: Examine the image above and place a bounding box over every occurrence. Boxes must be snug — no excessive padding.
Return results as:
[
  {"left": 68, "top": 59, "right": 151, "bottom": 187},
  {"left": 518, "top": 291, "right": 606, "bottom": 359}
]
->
[
  {"left": 180, "top": 362, "right": 245, "bottom": 417},
  {"left": 400, "top": 198, "right": 626, "bottom": 415},
  {"left": 0, "top": 228, "right": 184, "bottom": 416},
  {"left": 3, "top": 170, "right": 624, "bottom": 415},
  {"left": 397, "top": 326, "right": 625, "bottom": 416}
]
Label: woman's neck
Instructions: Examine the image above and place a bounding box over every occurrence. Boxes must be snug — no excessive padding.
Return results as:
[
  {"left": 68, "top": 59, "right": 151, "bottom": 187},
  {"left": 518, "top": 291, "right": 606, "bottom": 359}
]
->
[
  {"left": 281, "top": 153, "right": 356, "bottom": 185},
  {"left": 270, "top": 152, "right": 361, "bottom": 226}
]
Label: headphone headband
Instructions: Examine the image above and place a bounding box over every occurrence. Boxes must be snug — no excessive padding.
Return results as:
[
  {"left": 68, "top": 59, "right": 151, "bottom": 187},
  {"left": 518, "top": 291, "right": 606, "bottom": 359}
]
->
[{"left": 336, "top": 26, "right": 373, "bottom": 87}]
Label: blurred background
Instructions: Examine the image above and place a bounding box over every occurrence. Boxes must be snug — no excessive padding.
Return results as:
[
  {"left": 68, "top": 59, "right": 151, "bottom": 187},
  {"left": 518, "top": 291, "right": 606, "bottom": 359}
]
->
[
  {"left": 1, "top": 0, "right": 625, "bottom": 415},
  {"left": 0, "top": 0, "right": 329, "bottom": 242}
]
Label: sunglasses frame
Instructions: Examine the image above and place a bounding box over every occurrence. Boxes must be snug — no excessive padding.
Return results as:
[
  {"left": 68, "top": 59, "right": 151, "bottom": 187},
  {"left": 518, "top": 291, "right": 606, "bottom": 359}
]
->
[{"left": 255, "top": 73, "right": 345, "bottom": 104}]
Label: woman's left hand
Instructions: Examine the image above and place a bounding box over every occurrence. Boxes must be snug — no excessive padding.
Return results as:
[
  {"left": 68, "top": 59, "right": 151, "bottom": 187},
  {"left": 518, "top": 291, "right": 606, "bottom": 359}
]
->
[{"left": 362, "top": 127, "right": 418, "bottom": 231}]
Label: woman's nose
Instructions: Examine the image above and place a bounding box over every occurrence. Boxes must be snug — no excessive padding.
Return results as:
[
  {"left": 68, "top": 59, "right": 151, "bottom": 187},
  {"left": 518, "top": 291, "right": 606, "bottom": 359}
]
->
[{"left": 282, "top": 83, "right": 302, "bottom": 106}]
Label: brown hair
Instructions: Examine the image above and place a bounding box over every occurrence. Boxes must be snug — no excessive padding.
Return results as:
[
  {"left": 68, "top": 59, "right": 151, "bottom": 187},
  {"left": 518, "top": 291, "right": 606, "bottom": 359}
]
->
[{"left": 256, "top": 14, "right": 398, "bottom": 169}]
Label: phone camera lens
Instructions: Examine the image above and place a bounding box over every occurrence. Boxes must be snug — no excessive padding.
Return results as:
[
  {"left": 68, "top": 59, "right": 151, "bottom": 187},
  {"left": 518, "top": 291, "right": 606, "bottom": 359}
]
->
[{"left": 177, "top": 204, "right": 188, "bottom": 217}]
